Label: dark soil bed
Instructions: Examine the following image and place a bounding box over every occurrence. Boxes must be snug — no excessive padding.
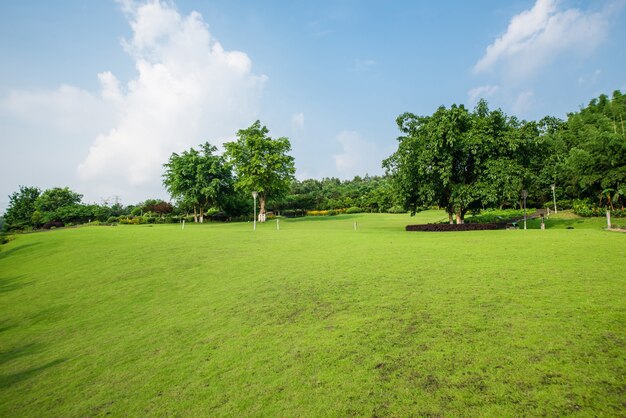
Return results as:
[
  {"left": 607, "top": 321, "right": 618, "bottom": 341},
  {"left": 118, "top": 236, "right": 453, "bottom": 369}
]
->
[{"left": 406, "top": 222, "right": 507, "bottom": 232}]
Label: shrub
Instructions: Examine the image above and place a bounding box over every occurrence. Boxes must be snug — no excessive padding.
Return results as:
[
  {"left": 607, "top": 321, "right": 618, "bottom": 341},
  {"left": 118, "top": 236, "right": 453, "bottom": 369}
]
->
[
  {"left": 406, "top": 223, "right": 506, "bottom": 231},
  {"left": 106, "top": 216, "right": 119, "bottom": 224},
  {"left": 387, "top": 205, "right": 406, "bottom": 214},
  {"left": 346, "top": 206, "right": 362, "bottom": 214},
  {"left": 465, "top": 209, "right": 526, "bottom": 224}
]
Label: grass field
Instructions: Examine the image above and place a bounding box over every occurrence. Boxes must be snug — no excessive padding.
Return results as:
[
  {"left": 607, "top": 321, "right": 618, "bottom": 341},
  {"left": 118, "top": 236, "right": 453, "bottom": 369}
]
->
[{"left": 1, "top": 211, "right": 625, "bottom": 416}]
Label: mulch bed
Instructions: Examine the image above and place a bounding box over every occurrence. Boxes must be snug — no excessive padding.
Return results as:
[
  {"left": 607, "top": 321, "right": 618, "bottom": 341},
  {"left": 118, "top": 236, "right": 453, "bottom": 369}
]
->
[{"left": 406, "top": 222, "right": 507, "bottom": 232}]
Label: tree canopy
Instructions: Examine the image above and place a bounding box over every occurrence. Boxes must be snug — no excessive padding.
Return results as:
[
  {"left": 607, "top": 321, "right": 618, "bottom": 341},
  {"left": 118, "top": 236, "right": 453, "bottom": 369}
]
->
[
  {"left": 163, "top": 142, "right": 233, "bottom": 222},
  {"left": 383, "top": 100, "right": 527, "bottom": 223},
  {"left": 224, "top": 121, "right": 295, "bottom": 222}
]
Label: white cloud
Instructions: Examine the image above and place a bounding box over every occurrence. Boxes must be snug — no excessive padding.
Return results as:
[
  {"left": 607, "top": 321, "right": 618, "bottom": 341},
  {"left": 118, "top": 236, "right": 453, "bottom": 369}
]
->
[
  {"left": 291, "top": 112, "right": 304, "bottom": 129},
  {"left": 1, "top": 84, "right": 116, "bottom": 135},
  {"left": 2, "top": 0, "right": 266, "bottom": 202},
  {"left": 77, "top": 1, "right": 266, "bottom": 187},
  {"left": 333, "top": 130, "right": 383, "bottom": 179},
  {"left": 474, "top": 0, "right": 609, "bottom": 79},
  {"left": 468, "top": 85, "right": 499, "bottom": 105}
]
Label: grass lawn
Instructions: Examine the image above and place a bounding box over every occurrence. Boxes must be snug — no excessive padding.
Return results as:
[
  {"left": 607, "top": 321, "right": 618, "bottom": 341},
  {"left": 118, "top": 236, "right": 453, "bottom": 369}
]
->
[{"left": 1, "top": 211, "right": 625, "bottom": 416}]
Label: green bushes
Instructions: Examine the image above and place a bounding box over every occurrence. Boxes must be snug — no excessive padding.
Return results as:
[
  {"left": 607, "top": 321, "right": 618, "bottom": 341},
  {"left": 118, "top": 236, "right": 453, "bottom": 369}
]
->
[
  {"left": 465, "top": 209, "right": 526, "bottom": 224},
  {"left": 572, "top": 200, "right": 625, "bottom": 217},
  {"left": 346, "top": 206, "right": 363, "bottom": 214},
  {"left": 386, "top": 205, "right": 406, "bottom": 214}
]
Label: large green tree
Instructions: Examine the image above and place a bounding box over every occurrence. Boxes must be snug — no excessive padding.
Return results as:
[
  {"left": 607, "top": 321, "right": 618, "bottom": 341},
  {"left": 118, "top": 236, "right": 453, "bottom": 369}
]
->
[
  {"left": 384, "top": 100, "right": 525, "bottom": 223},
  {"left": 3, "top": 186, "right": 41, "bottom": 231},
  {"left": 225, "top": 121, "right": 295, "bottom": 222},
  {"left": 163, "top": 143, "right": 233, "bottom": 222}
]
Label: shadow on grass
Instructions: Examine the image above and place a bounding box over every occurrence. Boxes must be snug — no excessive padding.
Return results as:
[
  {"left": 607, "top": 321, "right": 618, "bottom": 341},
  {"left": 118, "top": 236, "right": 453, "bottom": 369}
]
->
[
  {"left": 0, "top": 358, "right": 67, "bottom": 389},
  {"left": 0, "top": 343, "right": 42, "bottom": 366},
  {"left": 0, "top": 242, "right": 40, "bottom": 260},
  {"left": 0, "top": 275, "right": 31, "bottom": 294}
]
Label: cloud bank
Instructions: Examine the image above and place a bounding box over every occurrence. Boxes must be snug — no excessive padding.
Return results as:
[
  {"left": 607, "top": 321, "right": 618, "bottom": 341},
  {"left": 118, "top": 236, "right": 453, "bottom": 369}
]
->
[
  {"left": 78, "top": 0, "right": 266, "bottom": 187},
  {"left": 2, "top": 0, "right": 266, "bottom": 202},
  {"left": 474, "top": 0, "right": 609, "bottom": 79}
]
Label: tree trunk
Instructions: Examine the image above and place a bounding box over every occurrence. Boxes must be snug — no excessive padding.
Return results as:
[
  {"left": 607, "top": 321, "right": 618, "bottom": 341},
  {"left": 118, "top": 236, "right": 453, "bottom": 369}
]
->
[
  {"left": 199, "top": 207, "right": 204, "bottom": 223},
  {"left": 455, "top": 212, "right": 462, "bottom": 224},
  {"left": 193, "top": 207, "right": 198, "bottom": 223},
  {"left": 448, "top": 212, "right": 454, "bottom": 224},
  {"left": 259, "top": 195, "right": 267, "bottom": 222}
]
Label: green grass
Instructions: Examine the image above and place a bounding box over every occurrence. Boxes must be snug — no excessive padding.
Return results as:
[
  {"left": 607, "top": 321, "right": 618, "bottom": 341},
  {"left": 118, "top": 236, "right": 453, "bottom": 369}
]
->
[{"left": 1, "top": 211, "right": 625, "bottom": 416}]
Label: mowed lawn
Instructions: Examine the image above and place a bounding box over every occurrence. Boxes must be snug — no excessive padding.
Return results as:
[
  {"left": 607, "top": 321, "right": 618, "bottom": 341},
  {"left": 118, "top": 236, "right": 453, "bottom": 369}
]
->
[{"left": 1, "top": 212, "right": 625, "bottom": 416}]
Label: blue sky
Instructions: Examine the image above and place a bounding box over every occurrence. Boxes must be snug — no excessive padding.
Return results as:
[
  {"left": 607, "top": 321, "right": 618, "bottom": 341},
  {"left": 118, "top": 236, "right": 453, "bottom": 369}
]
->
[{"left": 1, "top": 0, "right": 625, "bottom": 211}]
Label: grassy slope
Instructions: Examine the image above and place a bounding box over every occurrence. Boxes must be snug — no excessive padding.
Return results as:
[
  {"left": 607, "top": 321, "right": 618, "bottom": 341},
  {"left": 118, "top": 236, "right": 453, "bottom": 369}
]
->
[{"left": 0, "top": 211, "right": 624, "bottom": 416}]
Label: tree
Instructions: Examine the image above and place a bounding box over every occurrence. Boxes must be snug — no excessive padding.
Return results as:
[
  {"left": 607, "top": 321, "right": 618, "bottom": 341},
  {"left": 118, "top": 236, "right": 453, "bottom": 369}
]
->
[
  {"left": 3, "top": 186, "right": 40, "bottom": 231},
  {"left": 384, "top": 100, "right": 524, "bottom": 223},
  {"left": 225, "top": 121, "right": 296, "bottom": 222},
  {"left": 32, "top": 187, "right": 84, "bottom": 225},
  {"left": 163, "top": 142, "right": 233, "bottom": 222}
]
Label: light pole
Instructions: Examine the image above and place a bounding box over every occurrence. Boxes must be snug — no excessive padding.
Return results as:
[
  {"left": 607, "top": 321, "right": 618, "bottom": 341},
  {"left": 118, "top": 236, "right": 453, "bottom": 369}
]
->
[
  {"left": 252, "top": 191, "right": 258, "bottom": 231},
  {"left": 522, "top": 189, "right": 528, "bottom": 230},
  {"left": 551, "top": 184, "right": 557, "bottom": 214}
]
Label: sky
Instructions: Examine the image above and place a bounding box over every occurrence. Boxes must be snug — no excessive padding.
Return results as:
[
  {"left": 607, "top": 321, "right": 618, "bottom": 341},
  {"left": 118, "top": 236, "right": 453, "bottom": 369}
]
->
[{"left": 1, "top": 0, "right": 625, "bottom": 212}]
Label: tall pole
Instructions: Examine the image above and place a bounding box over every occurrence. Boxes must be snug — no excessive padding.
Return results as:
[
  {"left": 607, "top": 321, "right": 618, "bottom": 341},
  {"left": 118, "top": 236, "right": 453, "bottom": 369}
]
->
[
  {"left": 252, "top": 191, "right": 258, "bottom": 231},
  {"left": 522, "top": 190, "right": 528, "bottom": 230},
  {"left": 551, "top": 184, "right": 557, "bottom": 214}
]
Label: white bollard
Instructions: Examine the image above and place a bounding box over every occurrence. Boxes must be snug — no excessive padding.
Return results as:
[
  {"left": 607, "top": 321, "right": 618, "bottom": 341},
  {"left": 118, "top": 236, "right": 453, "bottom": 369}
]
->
[
  {"left": 277, "top": 218, "right": 280, "bottom": 230},
  {"left": 354, "top": 221, "right": 357, "bottom": 231},
  {"left": 182, "top": 219, "right": 185, "bottom": 230}
]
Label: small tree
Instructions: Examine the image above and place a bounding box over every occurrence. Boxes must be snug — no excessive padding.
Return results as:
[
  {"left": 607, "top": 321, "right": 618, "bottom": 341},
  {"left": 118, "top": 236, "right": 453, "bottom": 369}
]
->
[
  {"left": 225, "top": 121, "right": 296, "bottom": 222},
  {"left": 3, "top": 186, "right": 41, "bottom": 231}
]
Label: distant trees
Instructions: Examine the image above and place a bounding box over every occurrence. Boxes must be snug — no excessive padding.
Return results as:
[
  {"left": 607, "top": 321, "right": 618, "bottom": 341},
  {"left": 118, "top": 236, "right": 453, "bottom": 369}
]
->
[
  {"left": 384, "top": 91, "right": 626, "bottom": 220},
  {"left": 225, "top": 121, "right": 295, "bottom": 222},
  {"left": 559, "top": 91, "right": 626, "bottom": 208},
  {"left": 163, "top": 142, "right": 233, "bottom": 222}
]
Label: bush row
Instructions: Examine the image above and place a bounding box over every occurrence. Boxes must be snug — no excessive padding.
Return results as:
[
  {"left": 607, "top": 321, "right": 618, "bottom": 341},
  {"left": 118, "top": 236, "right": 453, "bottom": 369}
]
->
[{"left": 406, "top": 223, "right": 506, "bottom": 232}]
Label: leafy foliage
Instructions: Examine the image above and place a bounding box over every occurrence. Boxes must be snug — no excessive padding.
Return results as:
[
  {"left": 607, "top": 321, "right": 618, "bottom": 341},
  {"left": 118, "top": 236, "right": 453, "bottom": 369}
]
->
[
  {"left": 384, "top": 100, "right": 526, "bottom": 223},
  {"left": 225, "top": 121, "right": 295, "bottom": 221},
  {"left": 163, "top": 142, "right": 233, "bottom": 222},
  {"left": 3, "top": 185, "right": 40, "bottom": 231}
]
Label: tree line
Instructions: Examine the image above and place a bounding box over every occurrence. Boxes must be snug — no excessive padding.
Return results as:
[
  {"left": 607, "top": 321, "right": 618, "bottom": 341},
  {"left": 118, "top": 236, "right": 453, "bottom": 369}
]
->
[
  {"left": 385, "top": 91, "right": 626, "bottom": 223},
  {"left": 2, "top": 90, "right": 625, "bottom": 231}
]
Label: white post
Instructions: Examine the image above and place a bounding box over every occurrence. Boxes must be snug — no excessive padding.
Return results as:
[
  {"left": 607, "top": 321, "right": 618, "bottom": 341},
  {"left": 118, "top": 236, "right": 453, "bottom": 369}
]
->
[
  {"left": 354, "top": 221, "right": 357, "bottom": 231},
  {"left": 522, "top": 190, "right": 528, "bottom": 230},
  {"left": 276, "top": 218, "right": 280, "bottom": 230},
  {"left": 252, "top": 191, "right": 258, "bottom": 231},
  {"left": 606, "top": 209, "right": 611, "bottom": 229},
  {"left": 551, "top": 184, "right": 557, "bottom": 214},
  {"left": 182, "top": 219, "right": 185, "bottom": 230}
]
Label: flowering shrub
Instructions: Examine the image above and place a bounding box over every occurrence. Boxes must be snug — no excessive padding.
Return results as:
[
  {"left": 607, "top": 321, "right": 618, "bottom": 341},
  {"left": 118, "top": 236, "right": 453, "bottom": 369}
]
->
[{"left": 306, "top": 209, "right": 347, "bottom": 216}]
